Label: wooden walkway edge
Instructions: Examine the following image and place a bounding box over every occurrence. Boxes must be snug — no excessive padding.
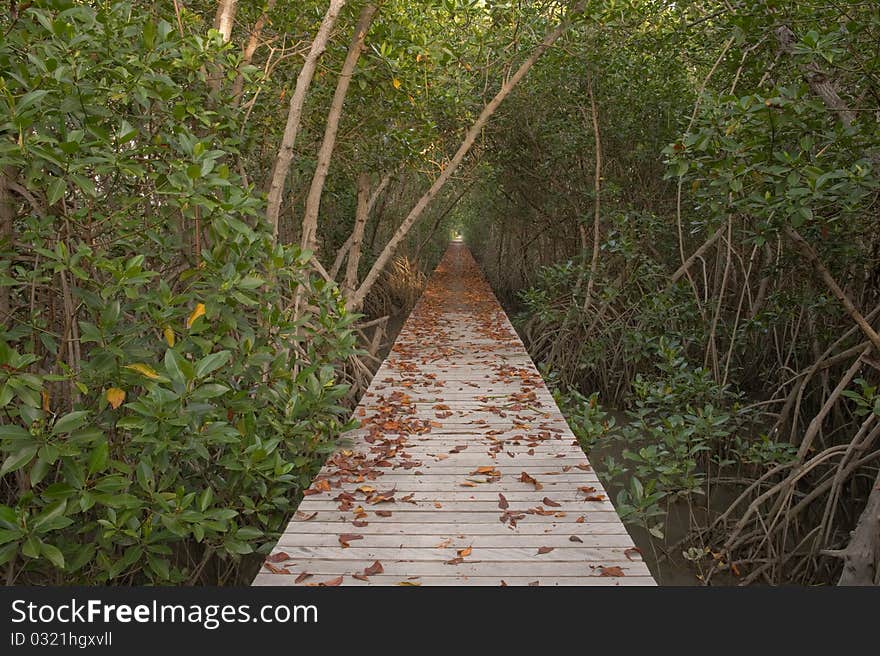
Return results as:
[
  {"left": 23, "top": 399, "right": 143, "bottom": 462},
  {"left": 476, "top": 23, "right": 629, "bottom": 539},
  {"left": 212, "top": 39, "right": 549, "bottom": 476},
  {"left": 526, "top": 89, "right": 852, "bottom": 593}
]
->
[{"left": 253, "top": 242, "right": 655, "bottom": 586}]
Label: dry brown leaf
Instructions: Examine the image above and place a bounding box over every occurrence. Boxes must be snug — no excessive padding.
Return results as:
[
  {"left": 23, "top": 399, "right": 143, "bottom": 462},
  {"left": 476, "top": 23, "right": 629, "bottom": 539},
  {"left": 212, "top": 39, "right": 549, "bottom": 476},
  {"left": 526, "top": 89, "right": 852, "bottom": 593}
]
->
[
  {"left": 294, "top": 572, "right": 312, "bottom": 584},
  {"left": 458, "top": 546, "right": 472, "bottom": 557},
  {"left": 599, "top": 566, "right": 625, "bottom": 577},
  {"left": 542, "top": 496, "right": 561, "bottom": 507},
  {"left": 264, "top": 562, "right": 290, "bottom": 575},
  {"left": 537, "top": 546, "right": 554, "bottom": 555},
  {"left": 338, "top": 533, "right": 363, "bottom": 548},
  {"left": 364, "top": 560, "right": 384, "bottom": 576},
  {"left": 265, "top": 552, "right": 290, "bottom": 563},
  {"left": 498, "top": 493, "right": 509, "bottom": 509},
  {"left": 520, "top": 471, "right": 543, "bottom": 490},
  {"left": 624, "top": 547, "right": 642, "bottom": 561}
]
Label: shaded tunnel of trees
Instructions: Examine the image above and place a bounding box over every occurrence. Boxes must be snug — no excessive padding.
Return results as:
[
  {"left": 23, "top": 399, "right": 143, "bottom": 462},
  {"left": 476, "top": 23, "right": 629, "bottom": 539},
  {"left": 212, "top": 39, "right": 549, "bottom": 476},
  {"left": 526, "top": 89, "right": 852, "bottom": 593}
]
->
[{"left": 1, "top": 0, "right": 879, "bottom": 585}]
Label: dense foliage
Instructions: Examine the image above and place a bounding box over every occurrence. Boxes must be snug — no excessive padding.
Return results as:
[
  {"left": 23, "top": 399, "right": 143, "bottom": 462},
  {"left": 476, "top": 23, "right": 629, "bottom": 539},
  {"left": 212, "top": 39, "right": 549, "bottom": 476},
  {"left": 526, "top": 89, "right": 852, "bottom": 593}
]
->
[
  {"left": 466, "top": 0, "right": 880, "bottom": 584},
  {"left": 0, "top": 2, "right": 361, "bottom": 584},
  {"left": 2, "top": 0, "right": 879, "bottom": 586}
]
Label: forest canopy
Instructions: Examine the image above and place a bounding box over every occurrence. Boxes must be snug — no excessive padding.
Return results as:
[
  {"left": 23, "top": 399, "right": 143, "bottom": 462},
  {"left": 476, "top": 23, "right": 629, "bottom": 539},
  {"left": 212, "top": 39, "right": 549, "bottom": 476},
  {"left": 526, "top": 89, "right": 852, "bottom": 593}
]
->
[{"left": 1, "top": 0, "right": 879, "bottom": 585}]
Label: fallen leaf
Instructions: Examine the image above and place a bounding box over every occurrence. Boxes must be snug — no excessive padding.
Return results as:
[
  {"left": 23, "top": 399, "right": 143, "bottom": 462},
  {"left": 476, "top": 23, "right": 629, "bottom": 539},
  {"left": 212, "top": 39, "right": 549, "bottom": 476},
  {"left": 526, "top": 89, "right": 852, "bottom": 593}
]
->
[
  {"left": 398, "top": 581, "right": 421, "bottom": 586},
  {"left": 264, "top": 562, "right": 290, "bottom": 574},
  {"left": 458, "top": 546, "right": 472, "bottom": 557},
  {"left": 599, "top": 566, "right": 625, "bottom": 577},
  {"left": 352, "top": 520, "right": 368, "bottom": 527},
  {"left": 266, "top": 552, "right": 291, "bottom": 563},
  {"left": 498, "top": 493, "right": 509, "bottom": 509},
  {"left": 542, "top": 496, "right": 561, "bottom": 507},
  {"left": 338, "top": 533, "right": 363, "bottom": 548},
  {"left": 575, "top": 516, "right": 586, "bottom": 523},
  {"left": 364, "top": 560, "right": 384, "bottom": 576},
  {"left": 520, "top": 471, "right": 543, "bottom": 490},
  {"left": 294, "top": 572, "right": 312, "bottom": 583},
  {"left": 321, "top": 575, "right": 344, "bottom": 586},
  {"left": 294, "top": 511, "right": 318, "bottom": 521},
  {"left": 624, "top": 547, "right": 642, "bottom": 561},
  {"left": 445, "top": 557, "right": 464, "bottom": 565},
  {"left": 569, "top": 536, "right": 583, "bottom": 543},
  {"left": 537, "top": 546, "right": 554, "bottom": 555},
  {"left": 375, "top": 510, "right": 393, "bottom": 517}
]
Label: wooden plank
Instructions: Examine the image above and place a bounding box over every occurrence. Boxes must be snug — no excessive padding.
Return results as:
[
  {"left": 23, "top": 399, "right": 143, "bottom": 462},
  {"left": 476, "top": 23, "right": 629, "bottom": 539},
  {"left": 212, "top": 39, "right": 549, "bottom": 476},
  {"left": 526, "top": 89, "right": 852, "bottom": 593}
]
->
[
  {"left": 252, "top": 574, "right": 656, "bottom": 586},
  {"left": 255, "top": 559, "right": 652, "bottom": 577},
  {"left": 253, "top": 243, "right": 653, "bottom": 586}
]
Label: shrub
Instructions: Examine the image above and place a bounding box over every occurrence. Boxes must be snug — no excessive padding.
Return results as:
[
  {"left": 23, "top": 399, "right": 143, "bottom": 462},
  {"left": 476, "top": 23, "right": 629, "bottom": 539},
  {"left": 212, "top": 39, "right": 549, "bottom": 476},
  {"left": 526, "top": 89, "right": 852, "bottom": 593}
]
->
[{"left": 0, "top": 2, "right": 358, "bottom": 584}]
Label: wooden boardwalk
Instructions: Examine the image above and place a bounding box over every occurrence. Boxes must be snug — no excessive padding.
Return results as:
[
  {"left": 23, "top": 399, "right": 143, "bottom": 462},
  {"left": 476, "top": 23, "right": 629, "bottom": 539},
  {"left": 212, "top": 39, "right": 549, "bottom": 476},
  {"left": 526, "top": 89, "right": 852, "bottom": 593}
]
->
[{"left": 253, "top": 242, "right": 654, "bottom": 586}]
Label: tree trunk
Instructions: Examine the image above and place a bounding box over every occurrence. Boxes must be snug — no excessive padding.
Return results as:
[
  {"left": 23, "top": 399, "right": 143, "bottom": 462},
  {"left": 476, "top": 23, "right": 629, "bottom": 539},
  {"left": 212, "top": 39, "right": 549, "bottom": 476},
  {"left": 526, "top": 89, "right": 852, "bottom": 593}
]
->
[
  {"left": 582, "top": 71, "right": 602, "bottom": 313},
  {"left": 347, "top": 2, "right": 585, "bottom": 310},
  {"left": 213, "top": 0, "right": 237, "bottom": 41},
  {"left": 343, "top": 173, "right": 371, "bottom": 298},
  {"left": 837, "top": 467, "right": 880, "bottom": 585},
  {"left": 300, "top": 3, "right": 378, "bottom": 254},
  {"left": 329, "top": 171, "right": 391, "bottom": 279},
  {"left": 0, "top": 167, "right": 14, "bottom": 322},
  {"left": 775, "top": 25, "right": 857, "bottom": 127},
  {"left": 207, "top": 0, "right": 239, "bottom": 93},
  {"left": 231, "top": 0, "right": 277, "bottom": 107},
  {"left": 785, "top": 226, "right": 880, "bottom": 354},
  {"left": 265, "top": 0, "right": 346, "bottom": 242}
]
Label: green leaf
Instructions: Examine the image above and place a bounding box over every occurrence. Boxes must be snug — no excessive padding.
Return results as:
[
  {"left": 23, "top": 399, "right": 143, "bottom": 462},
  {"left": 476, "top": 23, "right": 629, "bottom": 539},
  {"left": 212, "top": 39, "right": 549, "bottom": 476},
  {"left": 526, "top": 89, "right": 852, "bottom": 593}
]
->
[
  {"left": 47, "top": 177, "right": 66, "bottom": 205},
  {"left": 0, "top": 445, "right": 39, "bottom": 476},
  {"left": 0, "top": 424, "right": 32, "bottom": 441},
  {"left": 40, "top": 542, "right": 65, "bottom": 569},
  {"left": 198, "top": 487, "right": 213, "bottom": 512},
  {"left": 194, "top": 350, "right": 231, "bottom": 378},
  {"left": 235, "top": 526, "right": 263, "bottom": 540},
  {"left": 87, "top": 439, "right": 109, "bottom": 475},
  {"left": 52, "top": 410, "right": 89, "bottom": 435},
  {"left": 17, "top": 89, "right": 50, "bottom": 113},
  {"left": 32, "top": 500, "right": 67, "bottom": 533},
  {"left": 223, "top": 539, "right": 253, "bottom": 555}
]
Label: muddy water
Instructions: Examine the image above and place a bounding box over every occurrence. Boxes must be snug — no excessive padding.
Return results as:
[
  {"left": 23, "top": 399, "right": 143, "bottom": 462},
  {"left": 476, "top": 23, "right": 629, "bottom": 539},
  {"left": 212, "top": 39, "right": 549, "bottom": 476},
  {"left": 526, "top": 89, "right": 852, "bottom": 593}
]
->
[{"left": 585, "top": 417, "right": 742, "bottom": 586}]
